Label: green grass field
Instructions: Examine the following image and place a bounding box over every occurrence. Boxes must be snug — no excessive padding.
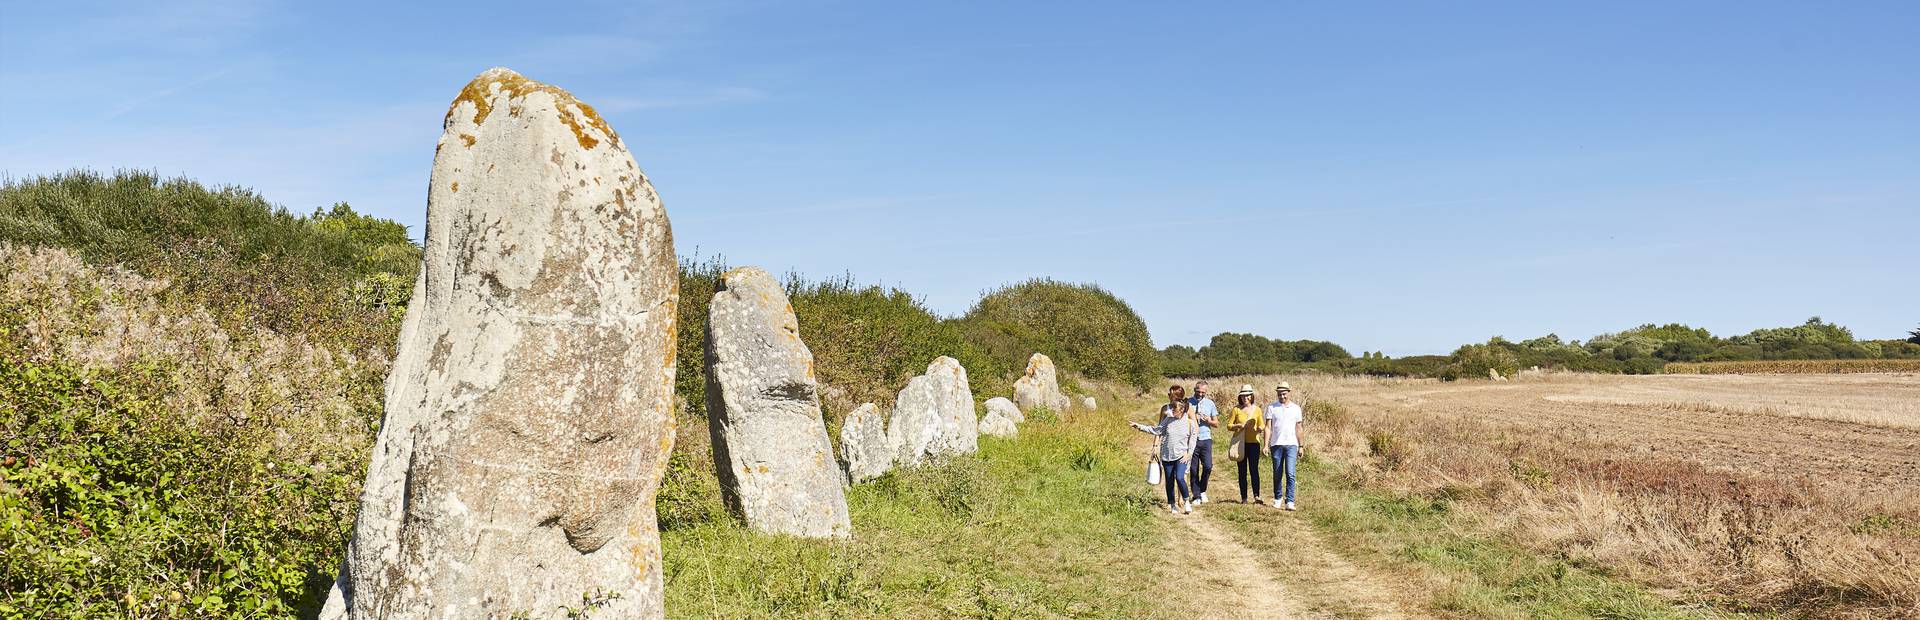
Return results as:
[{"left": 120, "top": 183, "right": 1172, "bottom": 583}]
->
[{"left": 660, "top": 407, "right": 1173, "bottom": 619}]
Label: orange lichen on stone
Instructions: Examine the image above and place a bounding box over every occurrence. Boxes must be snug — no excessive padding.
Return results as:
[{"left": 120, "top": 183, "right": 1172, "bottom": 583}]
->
[
  {"left": 451, "top": 181, "right": 460, "bottom": 193},
  {"left": 459, "top": 133, "right": 477, "bottom": 147},
  {"left": 445, "top": 67, "right": 621, "bottom": 151}
]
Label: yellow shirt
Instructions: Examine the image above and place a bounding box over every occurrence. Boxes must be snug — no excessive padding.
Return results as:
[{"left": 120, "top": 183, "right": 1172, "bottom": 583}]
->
[{"left": 1224, "top": 405, "right": 1265, "bottom": 443}]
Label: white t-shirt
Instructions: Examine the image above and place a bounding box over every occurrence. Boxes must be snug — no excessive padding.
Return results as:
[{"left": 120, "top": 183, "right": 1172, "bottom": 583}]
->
[{"left": 1264, "top": 402, "right": 1303, "bottom": 447}]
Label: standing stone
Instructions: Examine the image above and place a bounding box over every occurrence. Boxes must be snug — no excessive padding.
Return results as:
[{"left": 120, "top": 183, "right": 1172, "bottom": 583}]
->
[
  {"left": 323, "top": 68, "right": 676, "bottom": 619},
  {"left": 704, "top": 267, "right": 851, "bottom": 538},
  {"left": 1489, "top": 368, "right": 1506, "bottom": 381},
  {"left": 1012, "top": 352, "right": 1072, "bottom": 414},
  {"left": 1082, "top": 396, "right": 1098, "bottom": 410},
  {"left": 888, "top": 356, "right": 978, "bottom": 465},
  {"left": 984, "top": 397, "right": 1024, "bottom": 425},
  {"left": 840, "top": 403, "right": 892, "bottom": 483},
  {"left": 979, "top": 409, "right": 1018, "bottom": 438}
]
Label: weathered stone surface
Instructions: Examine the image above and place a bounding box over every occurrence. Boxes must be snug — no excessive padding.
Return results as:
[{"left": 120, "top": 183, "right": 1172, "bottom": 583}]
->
[
  {"left": 1489, "top": 368, "right": 1506, "bottom": 381},
  {"left": 839, "top": 402, "right": 891, "bottom": 483},
  {"left": 1012, "top": 352, "right": 1072, "bottom": 414},
  {"left": 984, "top": 396, "right": 1023, "bottom": 425},
  {"left": 704, "top": 267, "right": 851, "bottom": 538},
  {"left": 323, "top": 68, "right": 677, "bottom": 620},
  {"left": 979, "top": 408, "right": 1018, "bottom": 437},
  {"left": 1083, "top": 396, "right": 1098, "bottom": 410},
  {"left": 888, "top": 356, "right": 978, "bottom": 465}
]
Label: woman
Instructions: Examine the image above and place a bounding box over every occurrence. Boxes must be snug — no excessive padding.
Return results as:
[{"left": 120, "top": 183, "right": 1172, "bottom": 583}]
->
[
  {"left": 1131, "top": 385, "right": 1199, "bottom": 515},
  {"left": 1224, "top": 384, "right": 1267, "bottom": 504}
]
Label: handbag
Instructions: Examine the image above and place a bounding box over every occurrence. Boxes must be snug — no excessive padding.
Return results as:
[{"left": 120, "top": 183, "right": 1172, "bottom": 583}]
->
[
  {"left": 1145, "top": 457, "right": 1162, "bottom": 485},
  {"left": 1228, "top": 436, "right": 1244, "bottom": 462}
]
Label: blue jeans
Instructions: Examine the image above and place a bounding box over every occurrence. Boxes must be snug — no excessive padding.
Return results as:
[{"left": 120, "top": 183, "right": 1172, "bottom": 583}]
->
[
  {"left": 1161, "top": 459, "right": 1191, "bottom": 506},
  {"left": 1270, "top": 445, "right": 1299, "bottom": 503}
]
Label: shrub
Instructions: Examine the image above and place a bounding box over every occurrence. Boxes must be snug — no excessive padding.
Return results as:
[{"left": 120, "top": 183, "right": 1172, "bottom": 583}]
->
[
  {"left": 960, "top": 279, "right": 1158, "bottom": 390},
  {"left": 1366, "top": 430, "right": 1412, "bottom": 471},
  {"left": 1305, "top": 399, "right": 1352, "bottom": 440},
  {"left": 0, "top": 246, "right": 379, "bottom": 617}
]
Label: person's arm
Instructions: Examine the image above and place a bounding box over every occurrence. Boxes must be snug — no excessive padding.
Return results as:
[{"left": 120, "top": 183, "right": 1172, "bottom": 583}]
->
[
  {"left": 1295, "top": 420, "right": 1305, "bottom": 452},
  {"left": 1130, "top": 421, "right": 1165, "bottom": 436},
  {"left": 1199, "top": 403, "right": 1219, "bottom": 427}
]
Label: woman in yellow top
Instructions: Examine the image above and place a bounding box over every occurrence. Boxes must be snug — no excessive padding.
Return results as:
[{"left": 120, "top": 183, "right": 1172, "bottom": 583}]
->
[{"left": 1224, "top": 384, "right": 1268, "bottom": 504}]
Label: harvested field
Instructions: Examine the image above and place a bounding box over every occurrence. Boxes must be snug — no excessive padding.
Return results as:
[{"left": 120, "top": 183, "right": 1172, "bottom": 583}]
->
[
  {"left": 1199, "top": 372, "right": 1920, "bottom": 618},
  {"left": 1666, "top": 359, "right": 1920, "bottom": 374}
]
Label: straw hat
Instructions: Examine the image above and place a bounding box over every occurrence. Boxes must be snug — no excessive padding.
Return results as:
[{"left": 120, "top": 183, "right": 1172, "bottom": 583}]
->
[
  {"left": 1237, "top": 384, "right": 1255, "bottom": 396},
  {"left": 1274, "top": 382, "right": 1292, "bottom": 392}
]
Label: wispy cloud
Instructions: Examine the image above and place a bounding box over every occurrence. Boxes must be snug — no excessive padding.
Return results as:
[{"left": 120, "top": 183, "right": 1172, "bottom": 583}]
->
[
  {"left": 595, "top": 86, "right": 767, "bottom": 112},
  {"left": 104, "top": 63, "right": 246, "bottom": 119}
]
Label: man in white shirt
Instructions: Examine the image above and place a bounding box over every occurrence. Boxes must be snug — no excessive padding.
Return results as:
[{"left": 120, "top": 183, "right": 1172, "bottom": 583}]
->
[{"left": 1263, "top": 382, "right": 1305, "bottom": 511}]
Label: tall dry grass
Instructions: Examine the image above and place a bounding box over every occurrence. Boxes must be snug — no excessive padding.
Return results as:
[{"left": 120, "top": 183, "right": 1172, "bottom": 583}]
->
[
  {"left": 1197, "top": 372, "right": 1920, "bottom": 618},
  {"left": 1666, "top": 359, "right": 1920, "bottom": 374}
]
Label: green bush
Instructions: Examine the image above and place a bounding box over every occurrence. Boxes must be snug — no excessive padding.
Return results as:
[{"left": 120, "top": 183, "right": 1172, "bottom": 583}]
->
[
  {"left": 959, "top": 279, "right": 1159, "bottom": 390},
  {"left": 0, "top": 246, "right": 380, "bottom": 617}
]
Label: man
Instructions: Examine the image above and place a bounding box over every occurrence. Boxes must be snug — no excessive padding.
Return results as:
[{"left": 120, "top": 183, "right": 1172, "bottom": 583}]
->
[
  {"left": 1264, "top": 382, "right": 1305, "bottom": 511},
  {"left": 1187, "top": 380, "right": 1219, "bottom": 504}
]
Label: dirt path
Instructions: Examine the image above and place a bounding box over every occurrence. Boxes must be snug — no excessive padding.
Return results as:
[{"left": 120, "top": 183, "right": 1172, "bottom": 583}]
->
[
  {"left": 1166, "top": 509, "right": 1306, "bottom": 619},
  {"left": 1130, "top": 415, "right": 1413, "bottom": 619}
]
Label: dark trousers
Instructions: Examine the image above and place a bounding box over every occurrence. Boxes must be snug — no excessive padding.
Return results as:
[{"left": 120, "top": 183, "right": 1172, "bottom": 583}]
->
[
  {"left": 1189, "top": 439, "right": 1214, "bottom": 495},
  {"left": 1236, "top": 439, "right": 1262, "bottom": 502}
]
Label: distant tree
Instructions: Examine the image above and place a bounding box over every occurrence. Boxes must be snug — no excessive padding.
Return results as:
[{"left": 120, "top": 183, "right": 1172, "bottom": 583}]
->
[{"left": 1909, "top": 325, "right": 1920, "bottom": 345}]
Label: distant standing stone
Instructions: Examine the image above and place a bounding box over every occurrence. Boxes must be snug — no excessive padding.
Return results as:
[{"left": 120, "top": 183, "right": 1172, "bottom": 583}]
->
[
  {"left": 985, "top": 396, "right": 1024, "bottom": 424},
  {"left": 840, "top": 402, "right": 892, "bottom": 483},
  {"left": 979, "top": 408, "right": 1018, "bottom": 437},
  {"left": 889, "top": 356, "right": 978, "bottom": 465},
  {"left": 323, "top": 67, "right": 677, "bottom": 619},
  {"left": 704, "top": 267, "right": 851, "bottom": 538},
  {"left": 1013, "top": 352, "right": 1072, "bottom": 414},
  {"left": 1489, "top": 368, "right": 1506, "bottom": 381}
]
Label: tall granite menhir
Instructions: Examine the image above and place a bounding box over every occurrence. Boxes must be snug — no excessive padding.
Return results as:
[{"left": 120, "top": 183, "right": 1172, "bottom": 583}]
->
[
  {"left": 704, "top": 267, "right": 851, "bottom": 538},
  {"left": 323, "top": 68, "right": 678, "bottom": 619}
]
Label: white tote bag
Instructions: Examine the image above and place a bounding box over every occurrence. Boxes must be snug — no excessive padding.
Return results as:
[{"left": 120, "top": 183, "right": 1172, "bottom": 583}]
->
[{"left": 1145, "top": 457, "right": 1162, "bottom": 485}]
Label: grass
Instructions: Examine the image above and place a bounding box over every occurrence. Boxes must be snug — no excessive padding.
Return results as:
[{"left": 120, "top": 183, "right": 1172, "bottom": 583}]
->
[
  {"left": 1209, "top": 457, "right": 1725, "bottom": 619},
  {"left": 1663, "top": 359, "right": 1920, "bottom": 374},
  {"left": 659, "top": 406, "right": 1172, "bottom": 619}
]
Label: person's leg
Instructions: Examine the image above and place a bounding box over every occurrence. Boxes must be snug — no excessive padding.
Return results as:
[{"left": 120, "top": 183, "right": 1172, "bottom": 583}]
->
[
  {"left": 1270, "top": 446, "right": 1285, "bottom": 500},
  {"left": 1193, "top": 439, "right": 1213, "bottom": 498},
  {"left": 1281, "top": 445, "right": 1300, "bottom": 504},
  {"left": 1161, "top": 461, "right": 1178, "bottom": 507},
  {"left": 1236, "top": 450, "right": 1251, "bottom": 502},
  {"left": 1174, "top": 460, "right": 1192, "bottom": 503},
  {"left": 1248, "top": 444, "right": 1262, "bottom": 502}
]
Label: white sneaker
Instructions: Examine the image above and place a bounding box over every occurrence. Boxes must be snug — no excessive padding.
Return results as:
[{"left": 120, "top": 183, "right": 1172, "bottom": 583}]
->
[
  {"left": 1182, "top": 503, "right": 1193, "bottom": 514},
  {"left": 1199, "top": 492, "right": 1209, "bottom": 504},
  {"left": 1274, "top": 502, "right": 1287, "bottom": 510},
  {"left": 1285, "top": 501, "right": 1297, "bottom": 511},
  {"left": 1169, "top": 505, "right": 1180, "bottom": 515}
]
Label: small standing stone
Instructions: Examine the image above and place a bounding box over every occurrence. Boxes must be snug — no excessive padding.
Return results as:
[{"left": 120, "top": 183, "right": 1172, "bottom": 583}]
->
[
  {"left": 979, "top": 409, "right": 1018, "bottom": 437},
  {"left": 1013, "top": 352, "right": 1072, "bottom": 414},
  {"left": 704, "top": 267, "right": 850, "bottom": 539},
  {"left": 840, "top": 403, "right": 892, "bottom": 483},
  {"left": 888, "top": 356, "right": 978, "bottom": 465},
  {"left": 985, "top": 397, "right": 1024, "bottom": 425},
  {"left": 1082, "top": 396, "right": 1097, "bottom": 410}
]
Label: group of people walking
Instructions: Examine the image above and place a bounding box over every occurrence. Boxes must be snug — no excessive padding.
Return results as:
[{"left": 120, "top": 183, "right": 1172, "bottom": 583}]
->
[{"left": 1130, "top": 380, "right": 1304, "bottom": 515}]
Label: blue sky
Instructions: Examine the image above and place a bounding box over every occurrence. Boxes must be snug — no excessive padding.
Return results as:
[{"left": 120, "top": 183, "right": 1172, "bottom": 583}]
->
[{"left": 4, "top": 1, "right": 1916, "bottom": 355}]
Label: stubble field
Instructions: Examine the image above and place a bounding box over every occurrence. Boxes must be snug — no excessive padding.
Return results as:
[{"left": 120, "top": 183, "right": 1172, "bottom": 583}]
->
[{"left": 1202, "top": 371, "right": 1920, "bottom": 618}]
